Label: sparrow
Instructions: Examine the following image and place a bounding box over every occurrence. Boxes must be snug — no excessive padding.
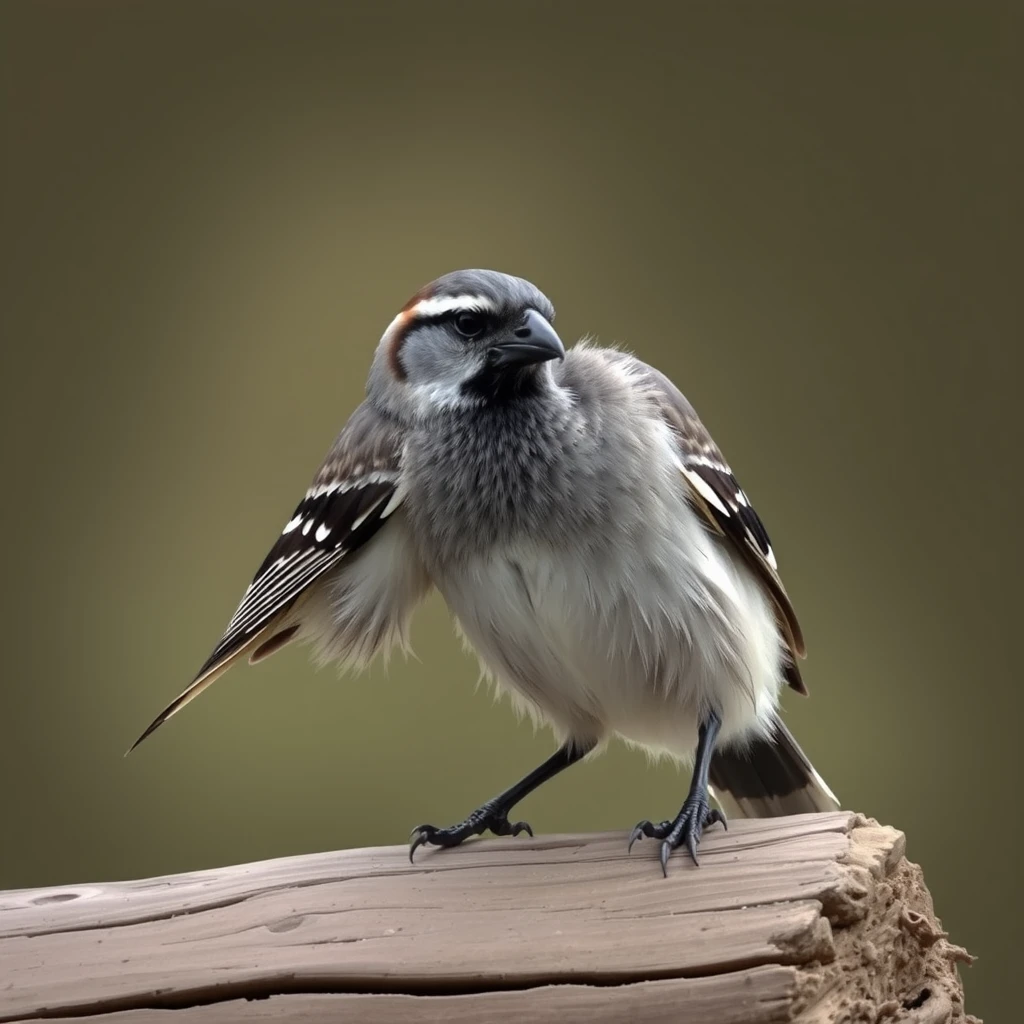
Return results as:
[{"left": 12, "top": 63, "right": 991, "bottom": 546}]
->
[{"left": 131, "top": 269, "right": 837, "bottom": 874}]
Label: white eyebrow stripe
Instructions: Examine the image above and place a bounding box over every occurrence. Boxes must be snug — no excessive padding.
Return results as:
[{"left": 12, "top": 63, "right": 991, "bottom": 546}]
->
[{"left": 409, "top": 294, "right": 497, "bottom": 319}]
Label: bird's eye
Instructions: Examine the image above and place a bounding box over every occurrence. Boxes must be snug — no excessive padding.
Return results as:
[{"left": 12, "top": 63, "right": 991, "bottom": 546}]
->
[{"left": 453, "top": 311, "right": 487, "bottom": 338}]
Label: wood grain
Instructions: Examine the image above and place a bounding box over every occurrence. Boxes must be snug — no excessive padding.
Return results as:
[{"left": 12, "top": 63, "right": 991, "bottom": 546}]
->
[{"left": 0, "top": 813, "right": 975, "bottom": 1023}]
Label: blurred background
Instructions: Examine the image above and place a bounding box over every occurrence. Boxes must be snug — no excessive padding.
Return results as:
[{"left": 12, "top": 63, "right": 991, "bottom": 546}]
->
[{"left": 1, "top": 1, "right": 1018, "bottom": 1016}]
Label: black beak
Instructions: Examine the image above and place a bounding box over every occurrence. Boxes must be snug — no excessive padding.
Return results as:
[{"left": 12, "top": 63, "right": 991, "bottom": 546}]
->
[{"left": 489, "top": 309, "right": 565, "bottom": 369}]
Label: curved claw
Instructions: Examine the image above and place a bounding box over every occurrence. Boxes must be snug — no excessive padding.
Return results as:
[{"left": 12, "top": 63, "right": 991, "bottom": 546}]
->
[
  {"left": 684, "top": 832, "right": 700, "bottom": 866},
  {"left": 409, "top": 829, "right": 432, "bottom": 863},
  {"left": 659, "top": 840, "right": 672, "bottom": 877},
  {"left": 628, "top": 818, "right": 672, "bottom": 854},
  {"left": 509, "top": 820, "right": 534, "bottom": 838},
  {"left": 707, "top": 808, "right": 727, "bottom": 830},
  {"left": 627, "top": 821, "right": 650, "bottom": 854}
]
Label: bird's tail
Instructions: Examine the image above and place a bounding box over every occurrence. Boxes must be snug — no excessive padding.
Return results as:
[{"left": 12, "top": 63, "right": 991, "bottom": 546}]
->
[{"left": 708, "top": 720, "right": 839, "bottom": 818}]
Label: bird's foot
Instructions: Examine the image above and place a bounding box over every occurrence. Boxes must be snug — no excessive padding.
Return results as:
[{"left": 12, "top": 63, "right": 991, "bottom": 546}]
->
[
  {"left": 628, "top": 795, "right": 726, "bottom": 875},
  {"left": 409, "top": 802, "right": 533, "bottom": 862}
]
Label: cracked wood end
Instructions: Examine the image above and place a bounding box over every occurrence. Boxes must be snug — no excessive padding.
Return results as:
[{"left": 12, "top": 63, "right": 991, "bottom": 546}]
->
[{"left": 0, "top": 812, "right": 977, "bottom": 1023}]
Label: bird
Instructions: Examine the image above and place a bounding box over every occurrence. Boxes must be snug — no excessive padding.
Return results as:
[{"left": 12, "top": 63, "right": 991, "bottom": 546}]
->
[{"left": 130, "top": 268, "right": 838, "bottom": 874}]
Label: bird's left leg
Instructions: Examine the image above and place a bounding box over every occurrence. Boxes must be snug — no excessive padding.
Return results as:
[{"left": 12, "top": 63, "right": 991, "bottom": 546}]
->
[
  {"left": 409, "top": 740, "right": 594, "bottom": 861},
  {"left": 629, "top": 709, "right": 727, "bottom": 875}
]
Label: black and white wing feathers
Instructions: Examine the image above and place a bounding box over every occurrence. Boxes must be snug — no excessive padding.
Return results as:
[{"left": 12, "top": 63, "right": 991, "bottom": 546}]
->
[
  {"left": 629, "top": 359, "right": 809, "bottom": 694},
  {"left": 130, "top": 401, "right": 407, "bottom": 750}
]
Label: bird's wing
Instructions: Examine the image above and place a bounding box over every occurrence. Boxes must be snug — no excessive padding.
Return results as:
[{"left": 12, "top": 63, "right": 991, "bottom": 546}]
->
[
  {"left": 130, "top": 401, "right": 408, "bottom": 750},
  {"left": 622, "top": 355, "right": 808, "bottom": 694}
]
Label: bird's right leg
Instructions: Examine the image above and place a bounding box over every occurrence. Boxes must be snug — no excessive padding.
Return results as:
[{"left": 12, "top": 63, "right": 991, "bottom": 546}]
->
[
  {"left": 628, "top": 709, "right": 727, "bottom": 874},
  {"left": 409, "top": 740, "right": 594, "bottom": 860}
]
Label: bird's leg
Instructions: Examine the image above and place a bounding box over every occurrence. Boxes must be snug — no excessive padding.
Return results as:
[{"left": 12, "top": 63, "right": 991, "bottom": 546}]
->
[
  {"left": 410, "top": 740, "right": 594, "bottom": 861},
  {"left": 629, "top": 710, "right": 727, "bottom": 875}
]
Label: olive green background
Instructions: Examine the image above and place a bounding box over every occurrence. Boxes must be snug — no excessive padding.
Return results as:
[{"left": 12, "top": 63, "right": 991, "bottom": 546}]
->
[{"left": 1, "top": 2, "right": 1018, "bottom": 1017}]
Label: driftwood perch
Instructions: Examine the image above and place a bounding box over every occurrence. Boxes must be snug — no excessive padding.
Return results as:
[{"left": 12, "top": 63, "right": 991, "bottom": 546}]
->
[{"left": 0, "top": 812, "right": 975, "bottom": 1023}]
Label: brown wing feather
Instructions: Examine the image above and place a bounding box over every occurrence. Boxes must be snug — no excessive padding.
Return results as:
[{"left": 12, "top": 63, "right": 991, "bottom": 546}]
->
[
  {"left": 623, "top": 356, "right": 808, "bottom": 694},
  {"left": 128, "top": 402, "right": 408, "bottom": 753}
]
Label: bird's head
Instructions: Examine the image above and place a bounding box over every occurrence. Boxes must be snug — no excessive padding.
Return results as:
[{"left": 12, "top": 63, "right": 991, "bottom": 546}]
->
[{"left": 368, "top": 269, "right": 563, "bottom": 419}]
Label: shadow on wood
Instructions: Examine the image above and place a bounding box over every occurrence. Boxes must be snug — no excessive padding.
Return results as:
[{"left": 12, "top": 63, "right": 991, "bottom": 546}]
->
[{"left": 0, "top": 812, "right": 977, "bottom": 1023}]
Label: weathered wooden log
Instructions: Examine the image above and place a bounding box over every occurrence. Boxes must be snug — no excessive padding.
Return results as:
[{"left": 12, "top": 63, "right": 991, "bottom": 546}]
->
[{"left": 0, "top": 812, "right": 976, "bottom": 1022}]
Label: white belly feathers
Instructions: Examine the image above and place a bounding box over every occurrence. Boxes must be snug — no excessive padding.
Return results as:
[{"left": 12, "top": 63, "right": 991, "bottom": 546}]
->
[{"left": 436, "top": 476, "right": 786, "bottom": 762}]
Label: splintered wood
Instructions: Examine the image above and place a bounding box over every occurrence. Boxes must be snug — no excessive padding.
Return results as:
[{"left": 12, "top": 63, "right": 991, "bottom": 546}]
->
[{"left": 0, "top": 812, "right": 975, "bottom": 1023}]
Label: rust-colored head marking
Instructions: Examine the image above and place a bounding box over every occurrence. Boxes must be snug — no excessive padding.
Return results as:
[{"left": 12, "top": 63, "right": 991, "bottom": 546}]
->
[
  {"left": 383, "top": 281, "right": 439, "bottom": 381},
  {"left": 384, "top": 308, "right": 415, "bottom": 381}
]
